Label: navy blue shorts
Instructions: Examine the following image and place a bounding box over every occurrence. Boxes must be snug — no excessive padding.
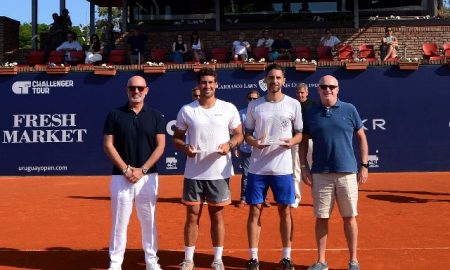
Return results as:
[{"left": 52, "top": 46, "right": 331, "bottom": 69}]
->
[{"left": 245, "top": 173, "right": 295, "bottom": 205}]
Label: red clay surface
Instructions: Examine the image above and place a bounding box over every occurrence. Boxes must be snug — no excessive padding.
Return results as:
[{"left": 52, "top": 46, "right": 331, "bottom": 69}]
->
[{"left": 0, "top": 172, "right": 449, "bottom": 270}]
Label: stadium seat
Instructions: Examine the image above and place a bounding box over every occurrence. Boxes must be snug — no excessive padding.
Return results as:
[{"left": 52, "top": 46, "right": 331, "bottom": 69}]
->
[
  {"left": 358, "top": 44, "right": 377, "bottom": 62},
  {"left": 316, "top": 46, "right": 333, "bottom": 61},
  {"left": 211, "top": 48, "right": 228, "bottom": 63},
  {"left": 150, "top": 48, "right": 167, "bottom": 62},
  {"left": 253, "top": 47, "right": 269, "bottom": 61},
  {"left": 47, "top": 51, "right": 65, "bottom": 64},
  {"left": 422, "top": 43, "right": 444, "bottom": 60},
  {"left": 295, "top": 46, "right": 312, "bottom": 60},
  {"left": 69, "top": 50, "right": 85, "bottom": 65},
  {"left": 25, "top": 51, "right": 45, "bottom": 66},
  {"left": 443, "top": 43, "right": 450, "bottom": 59},
  {"left": 108, "top": 49, "right": 127, "bottom": 65},
  {"left": 337, "top": 44, "right": 354, "bottom": 61}
]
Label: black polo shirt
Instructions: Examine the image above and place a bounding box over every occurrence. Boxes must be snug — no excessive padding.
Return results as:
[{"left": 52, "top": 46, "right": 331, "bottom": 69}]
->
[{"left": 104, "top": 103, "right": 166, "bottom": 175}]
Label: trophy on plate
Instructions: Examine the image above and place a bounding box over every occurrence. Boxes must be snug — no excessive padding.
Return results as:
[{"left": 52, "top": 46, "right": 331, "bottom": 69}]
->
[
  {"left": 193, "top": 129, "right": 219, "bottom": 153},
  {"left": 261, "top": 116, "right": 288, "bottom": 145}
]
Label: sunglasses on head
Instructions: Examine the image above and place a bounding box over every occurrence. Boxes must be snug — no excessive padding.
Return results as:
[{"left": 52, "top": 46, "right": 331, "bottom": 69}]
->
[
  {"left": 128, "top": 86, "right": 146, "bottom": 92},
  {"left": 319, "top": 84, "right": 338, "bottom": 90}
]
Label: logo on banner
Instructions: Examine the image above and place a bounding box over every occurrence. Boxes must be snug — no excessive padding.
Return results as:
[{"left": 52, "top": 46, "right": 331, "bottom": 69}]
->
[
  {"left": 2, "top": 113, "right": 87, "bottom": 143},
  {"left": 166, "top": 157, "right": 178, "bottom": 170},
  {"left": 258, "top": 79, "right": 267, "bottom": 92},
  {"left": 12, "top": 81, "right": 32, "bottom": 94},
  {"left": 362, "top": 119, "right": 386, "bottom": 131},
  {"left": 11, "top": 80, "right": 74, "bottom": 95},
  {"left": 368, "top": 151, "right": 380, "bottom": 168}
]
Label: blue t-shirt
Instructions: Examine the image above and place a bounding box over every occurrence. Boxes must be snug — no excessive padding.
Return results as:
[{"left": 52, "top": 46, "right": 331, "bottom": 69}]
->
[{"left": 303, "top": 99, "right": 363, "bottom": 173}]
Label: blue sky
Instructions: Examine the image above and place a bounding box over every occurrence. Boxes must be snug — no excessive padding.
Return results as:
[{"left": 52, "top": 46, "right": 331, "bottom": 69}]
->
[{"left": 0, "top": 0, "right": 93, "bottom": 26}]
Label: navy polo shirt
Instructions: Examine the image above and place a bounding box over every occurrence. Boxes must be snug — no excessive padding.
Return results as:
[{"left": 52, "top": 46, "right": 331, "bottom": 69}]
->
[
  {"left": 103, "top": 104, "right": 166, "bottom": 175},
  {"left": 303, "top": 99, "right": 363, "bottom": 173}
]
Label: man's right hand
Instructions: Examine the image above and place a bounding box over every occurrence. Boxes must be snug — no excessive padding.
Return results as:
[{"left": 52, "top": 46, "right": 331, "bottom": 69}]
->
[{"left": 301, "top": 168, "right": 312, "bottom": 186}]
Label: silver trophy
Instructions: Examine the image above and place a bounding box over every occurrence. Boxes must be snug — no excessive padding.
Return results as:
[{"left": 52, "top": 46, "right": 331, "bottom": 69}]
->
[
  {"left": 261, "top": 116, "right": 288, "bottom": 145},
  {"left": 193, "top": 129, "right": 219, "bottom": 153}
]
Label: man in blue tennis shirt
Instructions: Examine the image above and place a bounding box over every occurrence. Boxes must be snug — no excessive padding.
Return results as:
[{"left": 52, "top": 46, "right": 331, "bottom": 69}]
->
[{"left": 300, "top": 75, "right": 368, "bottom": 270}]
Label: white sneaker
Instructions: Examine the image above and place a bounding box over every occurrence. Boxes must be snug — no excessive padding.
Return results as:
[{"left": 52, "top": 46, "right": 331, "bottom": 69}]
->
[
  {"left": 290, "top": 197, "right": 300, "bottom": 208},
  {"left": 147, "top": 257, "right": 162, "bottom": 270},
  {"left": 211, "top": 260, "right": 225, "bottom": 270}
]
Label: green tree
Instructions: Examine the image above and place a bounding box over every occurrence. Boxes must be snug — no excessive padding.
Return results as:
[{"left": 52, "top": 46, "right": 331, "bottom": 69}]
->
[
  {"left": 96, "top": 7, "right": 122, "bottom": 32},
  {"left": 19, "top": 23, "right": 49, "bottom": 49}
]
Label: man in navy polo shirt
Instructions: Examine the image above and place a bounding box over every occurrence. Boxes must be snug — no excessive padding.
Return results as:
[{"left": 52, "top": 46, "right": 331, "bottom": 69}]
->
[
  {"left": 103, "top": 75, "right": 166, "bottom": 270},
  {"left": 300, "top": 75, "right": 368, "bottom": 270}
]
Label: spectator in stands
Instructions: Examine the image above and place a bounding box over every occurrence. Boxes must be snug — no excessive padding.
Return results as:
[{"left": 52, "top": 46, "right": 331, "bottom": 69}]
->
[
  {"left": 232, "top": 32, "right": 252, "bottom": 62},
  {"left": 256, "top": 29, "right": 274, "bottom": 52},
  {"left": 48, "top": 13, "right": 65, "bottom": 51},
  {"left": 381, "top": 27, "right": 399, "bottom": 61},
  {"left": 85, "top": 34, "right": 103, "bottom": 64},
  {"left": 171, "top": 34, "right": 188, "bottom": 64},
  {"left": 56, "top": 31, "right": 82, "bottom": 63},
  {"left": 299, "top": 1, "right": 311, "bottom": 13},
  {"left": 102, "top": 23, "right": 116, "bottom": 63},
  {"left": 190, "top": 31, "right": 205, "bottom": 63},
  {"left": 127, "top": 27, "right": 148, "bottom": 64},
  {"left": 270, "top": 31, "right": 293, "bottom": 61},
  {"left": 60, "top": 8, "right": 72, "bottom": 35},
  {"left": 319, "top": 28, "right": 341, "bottom": 50}
]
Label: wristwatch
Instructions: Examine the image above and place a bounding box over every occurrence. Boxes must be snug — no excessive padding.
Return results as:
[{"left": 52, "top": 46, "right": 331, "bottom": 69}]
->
[
  {"left": 141, "top": 166, "right": 149, "bottom": 174},
  {"left": 360, "top": 163, "right": 369, "bottom": 169},
  {"left": 228, "top": 141, "right": 234, "bottom": 150},
  {"left": 122, "top": 165, "right": 130, "bottom": 175}
]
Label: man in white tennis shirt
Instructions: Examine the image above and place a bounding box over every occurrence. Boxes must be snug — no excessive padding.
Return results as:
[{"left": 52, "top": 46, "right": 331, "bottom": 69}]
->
[{"left": 173, "top": 67, "right": 243, "bottom": 270}]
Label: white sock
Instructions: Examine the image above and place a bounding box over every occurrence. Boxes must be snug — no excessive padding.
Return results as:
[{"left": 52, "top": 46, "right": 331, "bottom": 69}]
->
[
  {"left": 282, "top": 247, "right": 291, "bottom": 259},
  {"left": 184, "top": 246, "right": 195, "bottom": 261},
  {"left": 250, "top": 248, "right": 258, "bottom": 260},
  {"left": 213, "top": 246, "right": 223, "bottom": 262}
]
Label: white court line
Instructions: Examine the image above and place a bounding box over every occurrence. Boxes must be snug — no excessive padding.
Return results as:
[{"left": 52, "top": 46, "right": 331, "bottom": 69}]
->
[{"left": 5, "top": 247, "right": 450, "bottom": 252}]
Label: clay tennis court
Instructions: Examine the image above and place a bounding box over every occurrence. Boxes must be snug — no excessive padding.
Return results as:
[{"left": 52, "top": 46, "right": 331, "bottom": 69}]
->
[{"left": 0, "top": 172, "right": 449, "bottom": 270}]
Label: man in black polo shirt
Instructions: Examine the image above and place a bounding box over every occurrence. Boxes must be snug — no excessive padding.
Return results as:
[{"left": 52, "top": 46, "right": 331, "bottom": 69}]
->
[{"left": 103, "top": 75, "right": 166, "bottom": 270}]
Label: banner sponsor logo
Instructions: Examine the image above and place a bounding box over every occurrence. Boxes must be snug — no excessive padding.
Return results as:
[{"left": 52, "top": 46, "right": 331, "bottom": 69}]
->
[
  {"left": 166, "top": 157, "right": 178, "bottom": 170},
  {"left": 368, "top": 152, "right": 380, "bottom": 168},
  {"left": 217, "top": 82, "right": 259, "bottom": 90},
  {"left": 362, "top": 118, "right": 386, "bottom": 131},
  {"left": 11, "top": 80, "right": 74, "bottom": 95},
  {"left": 2, "top": 113, "right": 87, "bottom": 143}
]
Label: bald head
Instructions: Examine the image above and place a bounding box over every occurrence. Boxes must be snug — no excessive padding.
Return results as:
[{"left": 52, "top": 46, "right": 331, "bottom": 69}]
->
[
  {"left": 318, "top": 75, "right": 338, "bottom": 86},
  {"left": 126, "top": 75, "right": 148, "bottom": 105},
  {"left": 127, "top": 75, "right": 147, "bottom": 87}
]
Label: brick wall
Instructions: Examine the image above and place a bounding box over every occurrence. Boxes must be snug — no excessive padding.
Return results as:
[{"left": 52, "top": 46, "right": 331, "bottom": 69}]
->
[
  {"left": 0, "top": 16, "right": 20, "bottom": 62},
  {"left": 142, "top": 25, "right": 450, "bottom": 60}
]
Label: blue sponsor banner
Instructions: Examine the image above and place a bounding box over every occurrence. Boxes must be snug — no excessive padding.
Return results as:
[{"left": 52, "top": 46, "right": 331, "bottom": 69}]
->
[{"left": 0, "top": 65, "right": 449, "bottom": 176}]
